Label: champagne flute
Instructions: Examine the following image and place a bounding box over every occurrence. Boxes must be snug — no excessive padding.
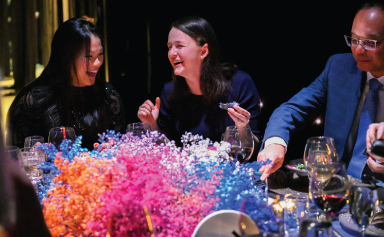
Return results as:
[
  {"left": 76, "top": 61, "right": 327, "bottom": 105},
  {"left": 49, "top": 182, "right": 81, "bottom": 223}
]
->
[
  {"left": 309, "top": 162, "right": 350, "bottom": 222},
  {"left": 349, "top": 185, "right": 379, "bottom": 237},
  {"left": 221, "top": 125, "right": 254, "bottom": 163},
  {"left": 48, "top": 126, "right": 76, "bottom": 151}
]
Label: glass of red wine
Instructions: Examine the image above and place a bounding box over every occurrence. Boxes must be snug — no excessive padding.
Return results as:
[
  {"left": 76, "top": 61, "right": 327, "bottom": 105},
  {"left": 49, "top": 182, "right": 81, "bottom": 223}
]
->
[{"left": 309, "top": 162, "right": 350, "bottom": 222}]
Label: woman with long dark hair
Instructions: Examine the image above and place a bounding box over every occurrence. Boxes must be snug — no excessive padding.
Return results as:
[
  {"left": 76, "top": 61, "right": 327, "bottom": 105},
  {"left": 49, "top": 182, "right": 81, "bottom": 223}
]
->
[
  {"left": 7, "top": 17, "right": 125, "bottom": 150},
  {"left": 138, "top": 16, "right": 261, "bottom": 149}
]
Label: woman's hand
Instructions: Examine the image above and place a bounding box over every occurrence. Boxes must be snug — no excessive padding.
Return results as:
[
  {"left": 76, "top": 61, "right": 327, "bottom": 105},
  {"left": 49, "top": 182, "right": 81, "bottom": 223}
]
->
[
  {"left": 227, "top": 105, "right": 250, "bottom": 128},
  {"left": 137, "top": 97, "right": 160, "bottom": 131}
]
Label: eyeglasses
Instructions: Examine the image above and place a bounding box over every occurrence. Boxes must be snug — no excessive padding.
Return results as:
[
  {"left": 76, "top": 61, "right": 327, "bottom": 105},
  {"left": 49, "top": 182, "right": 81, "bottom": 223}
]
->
[{"left": 344, "top": 35, "right": 382, "bottom": 50}]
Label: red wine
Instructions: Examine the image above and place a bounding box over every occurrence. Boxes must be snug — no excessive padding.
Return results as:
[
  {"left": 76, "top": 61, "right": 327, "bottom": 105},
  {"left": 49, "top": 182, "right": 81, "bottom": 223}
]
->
[{"left": 313, "top": 195, "right": 346, "bottom": 215}]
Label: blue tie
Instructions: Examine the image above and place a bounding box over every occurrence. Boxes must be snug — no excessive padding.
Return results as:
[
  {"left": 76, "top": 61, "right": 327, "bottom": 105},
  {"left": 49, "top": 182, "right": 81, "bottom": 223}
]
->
[{"left": 348, "top": 79, "right": 383, "bottom": 179}]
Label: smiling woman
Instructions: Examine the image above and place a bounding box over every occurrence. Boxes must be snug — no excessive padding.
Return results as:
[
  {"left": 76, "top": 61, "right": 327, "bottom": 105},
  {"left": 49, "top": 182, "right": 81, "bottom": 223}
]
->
[
  {"left": 138, "top": 16, "right": 262, "bottom": 154},
  {"left": 73, "top": 34, "right": 104, "bottom": 87},
  {"left": 6, "top": 17, "right": 125, "bottom": 150}
]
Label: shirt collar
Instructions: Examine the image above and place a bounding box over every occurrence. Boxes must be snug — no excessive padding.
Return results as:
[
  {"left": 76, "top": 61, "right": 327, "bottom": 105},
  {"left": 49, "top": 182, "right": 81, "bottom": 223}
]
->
[{"left": 367, "top": 72, "right": 384, "bottom": 85}]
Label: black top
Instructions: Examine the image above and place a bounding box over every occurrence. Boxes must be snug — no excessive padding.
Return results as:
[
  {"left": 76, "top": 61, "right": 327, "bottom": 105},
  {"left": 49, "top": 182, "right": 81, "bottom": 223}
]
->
[
  {"left": 7, "top": 77, "right": 125, "bottom": 150},
  {"left": 158, "top": 70, "right": 261, "bottom": 146}
]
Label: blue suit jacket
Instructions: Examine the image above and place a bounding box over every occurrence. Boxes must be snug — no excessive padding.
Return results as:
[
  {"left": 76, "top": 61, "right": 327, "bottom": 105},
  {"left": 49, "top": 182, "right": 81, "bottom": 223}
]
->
[{"left": 263, "top": 53, "right": 363, "bottom": 159}]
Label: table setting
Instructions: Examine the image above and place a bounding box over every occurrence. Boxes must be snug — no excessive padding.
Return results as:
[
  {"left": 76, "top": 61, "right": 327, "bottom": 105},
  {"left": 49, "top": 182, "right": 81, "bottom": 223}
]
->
[
  {"left": 10, "top": 127, "right": 384, "bottom": 236},
  {"left": 266, "top": 136, "right": 384, "bottom": 237}
]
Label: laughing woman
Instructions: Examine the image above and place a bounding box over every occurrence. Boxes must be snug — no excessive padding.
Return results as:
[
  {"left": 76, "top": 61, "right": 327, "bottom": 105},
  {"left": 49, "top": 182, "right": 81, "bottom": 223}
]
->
[
  {"left": 138, "top": 16, "right": 261, "bottom": 152},
  {"left": 7, "top": 17, "right": 125, "bottom": 150}
]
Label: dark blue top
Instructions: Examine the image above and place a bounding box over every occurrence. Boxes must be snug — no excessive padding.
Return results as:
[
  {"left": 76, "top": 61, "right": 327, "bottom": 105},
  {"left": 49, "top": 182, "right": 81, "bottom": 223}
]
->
[{"left": 158, "top": 70, "right": 261, "bottom": 145}]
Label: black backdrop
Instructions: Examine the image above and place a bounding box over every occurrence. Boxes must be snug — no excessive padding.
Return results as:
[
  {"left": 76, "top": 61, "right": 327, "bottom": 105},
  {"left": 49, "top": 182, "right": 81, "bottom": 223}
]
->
[{"left": 105, "top": 1, "right": 364, "bottom": 161}]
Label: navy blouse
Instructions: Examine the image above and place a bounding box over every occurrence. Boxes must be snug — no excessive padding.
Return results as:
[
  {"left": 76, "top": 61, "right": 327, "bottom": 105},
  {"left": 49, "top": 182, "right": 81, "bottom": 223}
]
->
[{"left": 158, "top": 70, "right": 261, "bottom": 146}]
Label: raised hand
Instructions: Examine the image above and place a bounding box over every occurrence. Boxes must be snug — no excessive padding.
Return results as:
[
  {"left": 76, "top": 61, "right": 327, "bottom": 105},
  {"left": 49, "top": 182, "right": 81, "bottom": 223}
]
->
[
  {"left": 137, "top": 97, "right": 161, "bottom": 131},
  {"left": 227, "top": 105, "right": 250, "bottom": 129}
]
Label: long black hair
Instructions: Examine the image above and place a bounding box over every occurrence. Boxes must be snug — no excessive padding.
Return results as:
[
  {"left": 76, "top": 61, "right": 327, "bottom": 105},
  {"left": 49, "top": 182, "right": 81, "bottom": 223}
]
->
[
  {"left": 39, "top": 17, "right": 109, "bottom": 132},
  {"left": 169, "top": 16, "right": 237, "bottom": 103}
]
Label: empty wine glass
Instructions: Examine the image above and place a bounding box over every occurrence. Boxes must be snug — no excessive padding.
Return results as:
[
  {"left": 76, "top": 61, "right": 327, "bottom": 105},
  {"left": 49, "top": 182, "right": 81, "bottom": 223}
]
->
[
  {"left": 127, "top": 122, "right": 151, "bottom": 137},
  {"left": 19, "top": 147, "right": 46, "bottom": 191},
  {"left": 304, "top": 136, "right": 338, "bottom": 180},
  {"left": 221, "top": 125, "right": 254, "bottom": 163},
  {"left": 48, "top": 126, "right": 76, "bottom": 151},
  {"left": 24, "top": 135, "right": 45, "bottom": 148},
  {"left": 309, "top": 162, "right": 350, "bottom": 222},
  {"left": 5, "top": 146, "right": 20, "bottom": 163},
  {"left": 349, "top": 185, "right": 379, "bottom": 237}
]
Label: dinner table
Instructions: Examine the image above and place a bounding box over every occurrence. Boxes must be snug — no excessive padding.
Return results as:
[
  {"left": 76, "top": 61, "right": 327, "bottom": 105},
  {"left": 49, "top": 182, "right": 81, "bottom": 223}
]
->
[{"left": 260, "top": 162, "right": 384, "bottom": 237}]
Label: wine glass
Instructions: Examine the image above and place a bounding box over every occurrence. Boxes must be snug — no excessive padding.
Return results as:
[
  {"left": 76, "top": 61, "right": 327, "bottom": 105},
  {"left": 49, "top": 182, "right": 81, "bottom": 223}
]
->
[
  {"left": 24, "top": 135, "right": 45, "bottom": 148},
  {"left": 349, "top": 185, "right": 379, "bottom": 236},
  {"left": 127, "top": 122, "right": 151, "bottom": 137},
  {"left": 309, "top": 162, "right": 350, "bottom": 222},
  {"left": 5, "top": 146, "right": 21, "bottom": 163},
  {"left": 48, "top": 126, "right": 76, "bottom": 151},
  {"left": 304, "top": 136, "right": 338, "bottom": 180},
  {"left": 19, "top": 147, "right": 46, "bottom": 191},
  {"left": 221, "top": 125, "right": 254, "bottom": 163}
]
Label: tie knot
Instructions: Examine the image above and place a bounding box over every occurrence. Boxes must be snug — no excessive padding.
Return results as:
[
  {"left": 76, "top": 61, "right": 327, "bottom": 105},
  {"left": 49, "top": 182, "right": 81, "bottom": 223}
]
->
[{"left": 369, "top": 78, "right": 382, "bottom": 92}]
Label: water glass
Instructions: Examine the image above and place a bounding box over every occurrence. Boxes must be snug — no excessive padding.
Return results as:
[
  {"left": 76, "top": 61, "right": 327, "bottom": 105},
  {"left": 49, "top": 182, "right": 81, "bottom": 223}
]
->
[
  {"left": 19, "top": 147, "right": 46, "bottom": 189},
  {"left": 5, "top": 146, "right": 20, "bottom": 162},
  {"left": 24, "top": 135, "right": 45, "bottom": 148},
  {"left": 298, "top": 218, "right": 333, "bottom": 237},
  {"left": 284, "top": 192, "right": 309, "bottom": 237},
  {"left": 127, "top": 122, "right": 151, "bottom": 137},
  {"left": 349, "top": 185, "right": 379, "bottom": 236}
]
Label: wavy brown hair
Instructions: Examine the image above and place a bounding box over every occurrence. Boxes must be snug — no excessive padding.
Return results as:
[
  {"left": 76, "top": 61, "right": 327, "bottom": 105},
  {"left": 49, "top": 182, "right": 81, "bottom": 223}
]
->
[{"left": 169, "top": 16, "right": 237, "bottom": 103}]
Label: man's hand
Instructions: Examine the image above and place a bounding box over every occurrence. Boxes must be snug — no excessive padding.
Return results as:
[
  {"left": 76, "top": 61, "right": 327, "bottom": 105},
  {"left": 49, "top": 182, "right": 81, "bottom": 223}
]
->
[
  {"left": 366, "top": 122, "right": 384, "bottom": 174},
  {"left": 257, "top": 143, "right": 285, "bottom": 180},
  {"left": 366, "top": 122, "right": 384, "bottom": 152}
]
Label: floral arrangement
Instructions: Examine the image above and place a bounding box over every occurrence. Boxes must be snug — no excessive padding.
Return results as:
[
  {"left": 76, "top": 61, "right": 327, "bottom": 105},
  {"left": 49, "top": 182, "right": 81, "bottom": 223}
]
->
[{"left": 36, "top": 130, "right": 279, "bottom": 236}]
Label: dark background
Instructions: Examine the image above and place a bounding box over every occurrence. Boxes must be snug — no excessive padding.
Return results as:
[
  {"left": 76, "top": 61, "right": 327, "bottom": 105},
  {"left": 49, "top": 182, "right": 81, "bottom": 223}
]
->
[{"left": 105, "top": 2, "right": 364, "bottom": 160}]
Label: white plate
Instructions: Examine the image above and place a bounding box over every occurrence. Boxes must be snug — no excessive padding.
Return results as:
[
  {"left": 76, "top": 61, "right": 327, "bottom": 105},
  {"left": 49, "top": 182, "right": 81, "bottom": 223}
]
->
[
  {"left": 192, "top": 210, "right": 259, "bottom": 237},
  {"left": 339, "top": 212, "right": 384, "bottom": 237}
]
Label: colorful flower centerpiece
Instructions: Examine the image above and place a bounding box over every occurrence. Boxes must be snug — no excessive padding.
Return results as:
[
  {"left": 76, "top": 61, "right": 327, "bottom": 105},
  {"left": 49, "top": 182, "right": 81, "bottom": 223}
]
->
[{"left": 36, "top": 130, "right": 279, "bottom": 236}]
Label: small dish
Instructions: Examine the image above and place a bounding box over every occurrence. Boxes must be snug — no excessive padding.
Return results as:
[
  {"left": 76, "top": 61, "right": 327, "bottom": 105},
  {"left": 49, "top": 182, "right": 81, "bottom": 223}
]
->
[{"left": 285, "top": 159, "right": 308, "bottom": 176}]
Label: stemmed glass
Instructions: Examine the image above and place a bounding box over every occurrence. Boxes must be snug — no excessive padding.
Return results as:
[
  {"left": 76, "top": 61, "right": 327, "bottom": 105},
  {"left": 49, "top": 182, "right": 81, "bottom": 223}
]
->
[
  {"left": 127, "top": 122, "right": 151, "bottom": 137},
  {"left": 309, "top": 162, "right": 350, "bottom": 222},
  {"left": 19, "top": 147, "right": 46, "bottom": 191},
  {"left": 349, "top": 185, "right": 379, "bottom": 237},
  {"left": 48, "top": 126, "right": 76, "bottom": 151},
  {"left": 24, "top": 135, "right": 45, "bottom": 148},
  {"left": 221, "top": 125, "right": 254, "bottom": 163},
  {"left": 5, "top": 146, "right": 21, "bottom": 162},
  {"left": 304, "top": 136, "right": 338, "bottom": 180}
]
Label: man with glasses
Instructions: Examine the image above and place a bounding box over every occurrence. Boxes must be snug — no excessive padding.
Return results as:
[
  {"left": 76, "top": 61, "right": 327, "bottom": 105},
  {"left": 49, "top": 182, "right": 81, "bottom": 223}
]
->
[{"left": 258, "top": 1, "right": 384, "bottom": 185}]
